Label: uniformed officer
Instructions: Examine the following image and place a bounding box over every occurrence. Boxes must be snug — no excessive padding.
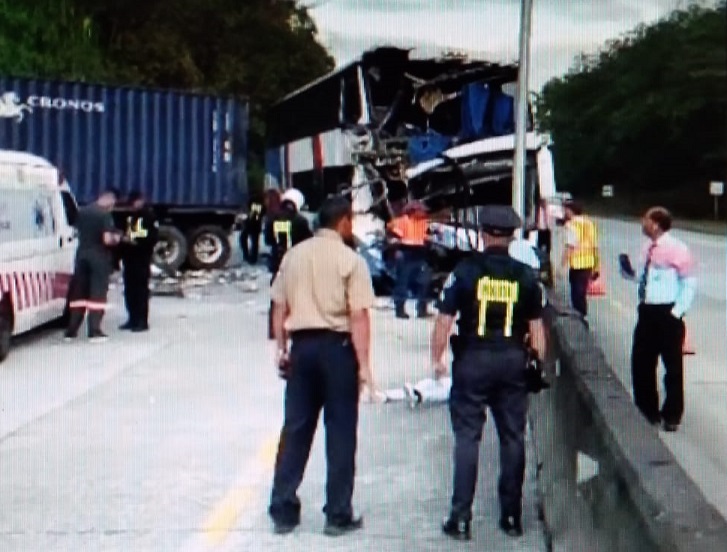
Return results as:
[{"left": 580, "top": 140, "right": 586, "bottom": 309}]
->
[
  {"left": 268, "top": 196, "right": 376, "bottom": 537},
  {"left": 264, "top": 188, "right": 313, "bottom": 282},
  {"left": 431, "top": 205, "right": 547, "bottom": 540},
  {"left": 240, "top": 194, "right": 265, "bottom": 264},
  {"left": 265, "top": 188, "right": 313, "bottom": 340},
  {"left": 64, "top": 190, "right": 122, "bottom": 343},
  {"left": 119, "top": 190, "right": 158, "bottom": 332}
]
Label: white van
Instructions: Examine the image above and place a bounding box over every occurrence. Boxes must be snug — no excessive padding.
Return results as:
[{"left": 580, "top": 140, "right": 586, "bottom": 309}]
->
[{"left": 0, "top": 150, "right": 79, "bottom": 361}]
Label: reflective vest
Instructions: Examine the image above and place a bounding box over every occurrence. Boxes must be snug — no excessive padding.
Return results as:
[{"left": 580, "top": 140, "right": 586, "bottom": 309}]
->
[
  {"left": 567, "top": 216, "right": 598, "bottom": 269},
  {"left": 387, "top": 215, "right": 428, "bottom": 246}
]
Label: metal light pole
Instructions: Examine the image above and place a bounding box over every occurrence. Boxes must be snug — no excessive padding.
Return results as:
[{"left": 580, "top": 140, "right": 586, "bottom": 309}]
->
[{"left": 512, "top": 0, "right": 534, "bottom": 236}]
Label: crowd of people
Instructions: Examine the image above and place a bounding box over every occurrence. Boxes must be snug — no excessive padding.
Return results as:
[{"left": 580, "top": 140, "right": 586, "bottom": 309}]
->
[{"left": 62, "top": 184, "right": 696, "bottom": 540}]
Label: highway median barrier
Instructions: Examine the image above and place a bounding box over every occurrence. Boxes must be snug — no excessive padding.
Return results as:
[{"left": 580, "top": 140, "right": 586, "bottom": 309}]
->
[{"left": 530, "top": 297, "right": 727, "bottom": 551}]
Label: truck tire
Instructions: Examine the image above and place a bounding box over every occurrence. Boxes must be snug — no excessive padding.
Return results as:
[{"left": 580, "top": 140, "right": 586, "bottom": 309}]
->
[
  {"left": 187, "top": 225, "right": 231, "bottom": 270},
  {"left": 0, "top": 306, "right": 12, "bottom": 363},
  {"left": 153, "top": 226, "right": 188, "bottom": 272}
]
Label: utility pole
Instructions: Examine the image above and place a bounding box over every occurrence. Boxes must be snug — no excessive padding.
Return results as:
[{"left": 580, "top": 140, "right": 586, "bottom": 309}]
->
[{"left": 512, "top": 0, "right": 534, "bottom": 237}]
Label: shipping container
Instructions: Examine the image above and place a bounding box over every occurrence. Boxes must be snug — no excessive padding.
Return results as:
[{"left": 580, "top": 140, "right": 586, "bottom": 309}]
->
[{"left": 0, "top": 77, "right": 249, "bottom": 270}]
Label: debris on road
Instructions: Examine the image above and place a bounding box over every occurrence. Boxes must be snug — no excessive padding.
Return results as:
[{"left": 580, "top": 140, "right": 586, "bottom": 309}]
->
[{"left": 113, "top": 265, "right": 266, "bottom": 298}]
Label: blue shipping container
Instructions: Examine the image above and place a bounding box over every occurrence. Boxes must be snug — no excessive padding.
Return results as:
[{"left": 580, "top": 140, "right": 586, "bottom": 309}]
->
[{"left": 0, "top": 77, "right": 248, "bottom": 208}]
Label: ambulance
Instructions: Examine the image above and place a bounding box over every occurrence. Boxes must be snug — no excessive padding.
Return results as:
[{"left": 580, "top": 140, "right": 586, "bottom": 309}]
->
[{"left": 0, "top": 150, "right": 78, "bottom": 361}]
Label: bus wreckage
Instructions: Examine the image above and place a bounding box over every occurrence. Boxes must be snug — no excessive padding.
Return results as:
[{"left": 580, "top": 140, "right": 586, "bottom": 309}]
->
[{"left": 265, "top": 47, "right": 560, "bottom": 294}]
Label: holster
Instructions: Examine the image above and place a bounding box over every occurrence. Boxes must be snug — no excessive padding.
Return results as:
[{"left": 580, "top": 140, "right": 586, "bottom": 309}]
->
[{"left": 525, "top": 353, "right": 550, "bottom": 394}]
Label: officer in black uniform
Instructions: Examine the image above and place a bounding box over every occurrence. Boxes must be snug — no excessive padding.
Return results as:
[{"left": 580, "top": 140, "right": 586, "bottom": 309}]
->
[
  {"left": 264, "top": 190, "right": 313, "bottom": 282},
  {"left": 240, "top": 194, "right": 265, "bottom": 264},
  {"left": 264, "top": 189, "right": 313, "bottom": 339},
  {"left": 431, "top": 205, "right": 547, "bottom": 540},
  {"left": 119, "top": 190, "right": 158, "bottom": 332}
]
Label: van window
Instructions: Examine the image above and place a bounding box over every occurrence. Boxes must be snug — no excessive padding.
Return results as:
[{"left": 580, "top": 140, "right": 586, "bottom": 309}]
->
[
  {"left": 60, "top": 191, "right": 78, "bottom": 226},
  {"left": 0, "top": 189, "right": 56, "bottom": 243}
]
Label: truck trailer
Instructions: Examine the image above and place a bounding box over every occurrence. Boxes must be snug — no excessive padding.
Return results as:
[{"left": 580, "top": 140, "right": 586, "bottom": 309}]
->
[{"left": 0, "top": 77, "right": 248, "bottom": 271}]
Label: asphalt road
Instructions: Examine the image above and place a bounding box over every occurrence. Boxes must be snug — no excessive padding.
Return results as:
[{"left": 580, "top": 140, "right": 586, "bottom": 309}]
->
[
  {"left": 552, "top": 217, "right": 727, "bottom": 518},
  {"left": 0, "top": 267, "right": 547, "bottom": 551}
]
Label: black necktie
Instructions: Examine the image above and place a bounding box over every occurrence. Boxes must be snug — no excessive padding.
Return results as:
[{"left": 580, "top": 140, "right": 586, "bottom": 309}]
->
[{"left": 638, "top": 242, "right": 657, "bottom": 303}]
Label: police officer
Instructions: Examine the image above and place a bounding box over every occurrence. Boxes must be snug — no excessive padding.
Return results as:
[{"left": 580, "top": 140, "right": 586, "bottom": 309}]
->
[
  {"left": 265, "top": 188, "right": 313, "bottom": 339},
  {"left": 240, "top": 194, "right": 265, "bottom": 264},
  {"left": 431, "top": 205, "right": 547, "bottom": 540},
  {"left": 268, "top": 196, "right": 377, "bottom": 536},
  {"left": 64, "top": 190, "right": 122, "bottom": 343},
  {"left": 119, "top": 190, "right": 158, "bottom": 332},
  {"left": 264, "top": 188, "right": 312, "bottom": 281}
]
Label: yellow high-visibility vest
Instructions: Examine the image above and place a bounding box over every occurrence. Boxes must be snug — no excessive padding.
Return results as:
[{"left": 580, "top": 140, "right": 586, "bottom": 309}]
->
[{"left": 567, "top": 216, "right": 598, "bottom": 269}]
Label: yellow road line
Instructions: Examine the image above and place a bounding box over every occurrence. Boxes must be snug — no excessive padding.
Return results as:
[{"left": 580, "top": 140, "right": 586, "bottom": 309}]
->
[{"left": 202, "top": 435, "right": 279, "bottom": 546}]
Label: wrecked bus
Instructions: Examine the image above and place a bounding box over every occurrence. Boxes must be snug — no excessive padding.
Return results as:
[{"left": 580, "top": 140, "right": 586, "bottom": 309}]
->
[{"left": 264, "top": 47, "right": 558, "bottom": 291}]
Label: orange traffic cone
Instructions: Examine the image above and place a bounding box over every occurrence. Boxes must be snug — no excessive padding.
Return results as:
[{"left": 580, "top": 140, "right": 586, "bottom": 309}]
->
[
  {"left": 683, "top": 326, "right": 695, "bottom": 356},
  {"left": 587, "top": 274, "right": 606, "bottom": 297}
]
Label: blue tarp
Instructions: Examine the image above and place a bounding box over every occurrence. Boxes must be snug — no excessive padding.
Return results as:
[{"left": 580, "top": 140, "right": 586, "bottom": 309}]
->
[
  {"left": 408, "top": 131, "right": 452, "bottom": 164},
  {"left": 460, "top": 82, "right": 515, "bottom": 140}
]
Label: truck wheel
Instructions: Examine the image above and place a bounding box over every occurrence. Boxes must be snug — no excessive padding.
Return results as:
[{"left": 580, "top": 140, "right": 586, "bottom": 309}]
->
[
  {"left": 0, "top": 308, "right": 12, "bottom": 363},
  {"left": 187, "top": 226, "right": 231, "bottom": 270},
  {"left": 153, "top": 226, "right": 188, "bottom": 272}
]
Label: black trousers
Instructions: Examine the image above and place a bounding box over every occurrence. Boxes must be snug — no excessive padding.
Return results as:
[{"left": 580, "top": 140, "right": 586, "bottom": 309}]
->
[
  {"left": 269, "top": 330, "right": 359, "bottom": 525},
  {"left": 631, "top": 304, "right": 685, "bottom": 425},
  {"left": 537, "top": 229, "right": 552, "bottom": 254},
  {"left": 66, "top": 256, "right": 111, "bottom": 336},
  {"left": 123, "top": 259, "right": 151, "bottom": 327},
  {"left": 241, "top": 226, "right": 261, "bottom": 264},
  {"left": 449, "top": 345, "right": 528, "bottom": 522},
  {"left": 568, "top": 268, "right": 592, "bottom": 317}
]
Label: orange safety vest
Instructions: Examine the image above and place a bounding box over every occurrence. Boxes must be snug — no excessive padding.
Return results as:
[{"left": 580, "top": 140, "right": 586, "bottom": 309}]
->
[
  {"left": 387, "top": 215, "right": 428, "bottom": 246},
  {"left": 566, "top": 216, "right": 598, "bottom": 269}
]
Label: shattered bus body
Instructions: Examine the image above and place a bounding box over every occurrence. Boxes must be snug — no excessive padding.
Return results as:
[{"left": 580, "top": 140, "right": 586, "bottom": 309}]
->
[{"left": 265, "top": 47, "right": 558, "bottom": 292}]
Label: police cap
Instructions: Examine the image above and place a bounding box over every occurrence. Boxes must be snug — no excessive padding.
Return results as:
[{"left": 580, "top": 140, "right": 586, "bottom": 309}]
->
[{"left": 478, "top": 204, "right": 522, "bottom": 236}]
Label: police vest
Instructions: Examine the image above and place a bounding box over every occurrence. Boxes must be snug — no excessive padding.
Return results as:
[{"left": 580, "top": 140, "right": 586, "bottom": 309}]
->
[
  {"left": 567, "top": 216, "right": 598, "bottom": 270},
  {"left": 456, "top": 252, "right": 537, "bottom": 343}
]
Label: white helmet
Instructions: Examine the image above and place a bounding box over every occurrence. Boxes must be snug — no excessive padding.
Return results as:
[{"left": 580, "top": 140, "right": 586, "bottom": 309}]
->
[{"left": 281, "top": 188, "right": 305, "bottom": 212}]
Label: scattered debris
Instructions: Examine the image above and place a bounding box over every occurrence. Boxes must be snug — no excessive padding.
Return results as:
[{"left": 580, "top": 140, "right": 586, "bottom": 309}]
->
[{"left": 144, "top": 265, "right": 264, "bottom": 297}]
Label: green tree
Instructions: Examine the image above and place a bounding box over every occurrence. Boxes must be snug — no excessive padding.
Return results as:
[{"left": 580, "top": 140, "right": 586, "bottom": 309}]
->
[
  {"left": 536, "top": 3, "right": 726, "bottom": 216},
  {"left": 0, "top": 0, "right": 106, "bottom": 80}
]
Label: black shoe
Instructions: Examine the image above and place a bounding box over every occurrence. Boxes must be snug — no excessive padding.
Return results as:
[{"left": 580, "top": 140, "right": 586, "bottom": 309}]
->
[
  {"left": 662, "top": 421, "right": 679, "bottom": 432},
  {"left": 131, "top": 324, "right": 149, "bottom": 333},
  {"left": 63, "top": 331, "right": 77, "bottom": 343},
  {"left": 323, "top": 515, "right": 363, "bottom": 537},
  {"left": 118, "top": 321, "right": 133, "bottom": 330},
  {"left": 272, "top": 519, "right": 299, "bottom": 535},
  {"left": 499, "top": 515, "right": 523, "bottom": 537},
  {"left": 416, "top": 302, "right": 432, "bottom": 318},
  {"left": 88, "top": 331, "right": 109, "bottom": 344},
  {"left": 442, "top": 517, "right": 471, "bottom": 540},
  {"left": 395, "top": 303, "right": 410, "bottom": 319}
]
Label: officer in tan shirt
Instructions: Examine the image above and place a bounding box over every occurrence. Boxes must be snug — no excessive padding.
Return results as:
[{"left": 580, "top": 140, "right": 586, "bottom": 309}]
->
[{"left": 268, "top": 196, "right": 376, "bottom": 537}]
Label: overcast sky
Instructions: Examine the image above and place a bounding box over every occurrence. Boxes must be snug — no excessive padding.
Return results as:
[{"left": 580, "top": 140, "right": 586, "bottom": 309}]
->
[{"left": 306, "top": 0, "right": 715, "bottom": 90}]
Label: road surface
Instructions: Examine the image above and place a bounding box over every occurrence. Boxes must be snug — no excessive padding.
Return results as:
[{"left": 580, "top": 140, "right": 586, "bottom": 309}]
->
[
  {"left": 0, "top": 266, "right": 547, "bottom": 551},
  {"left": 552, "top": 217, "right": 727, "bottom": 518}
]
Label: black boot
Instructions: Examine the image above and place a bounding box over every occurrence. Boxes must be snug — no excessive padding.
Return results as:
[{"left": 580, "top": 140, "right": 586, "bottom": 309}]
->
[
  {"left": 395, "top": 302, "right": 410, "bottom": 319},
  {"left": 416, "top": 301, "right": 431, "bottom": 318},
  {"left": 499, "top": 514, "right": 523, "bottom": 537},
  {"left": 442, "top": 517, "right": 471, "bottom": 540},
  {"left": 64, "top": 311, "right": 85, "bottom": 340}
]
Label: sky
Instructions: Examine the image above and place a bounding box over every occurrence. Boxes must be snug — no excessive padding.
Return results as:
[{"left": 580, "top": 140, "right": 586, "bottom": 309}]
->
[{"left": 305, "top": 0, "right": 716, "bottom": 91}]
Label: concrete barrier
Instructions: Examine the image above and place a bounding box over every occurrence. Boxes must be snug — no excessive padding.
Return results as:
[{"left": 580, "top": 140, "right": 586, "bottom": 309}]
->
[{"left": 531, "top": 299, "right": 727, "bottom": 551}]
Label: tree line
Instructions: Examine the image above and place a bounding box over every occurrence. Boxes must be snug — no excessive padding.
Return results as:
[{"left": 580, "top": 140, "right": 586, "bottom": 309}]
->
[
  {"left": 535, "top": 2, "right": 726, "bottom": 218},
  {"left": 0, "top": 0, "right": 335, "bottom": 192}
]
